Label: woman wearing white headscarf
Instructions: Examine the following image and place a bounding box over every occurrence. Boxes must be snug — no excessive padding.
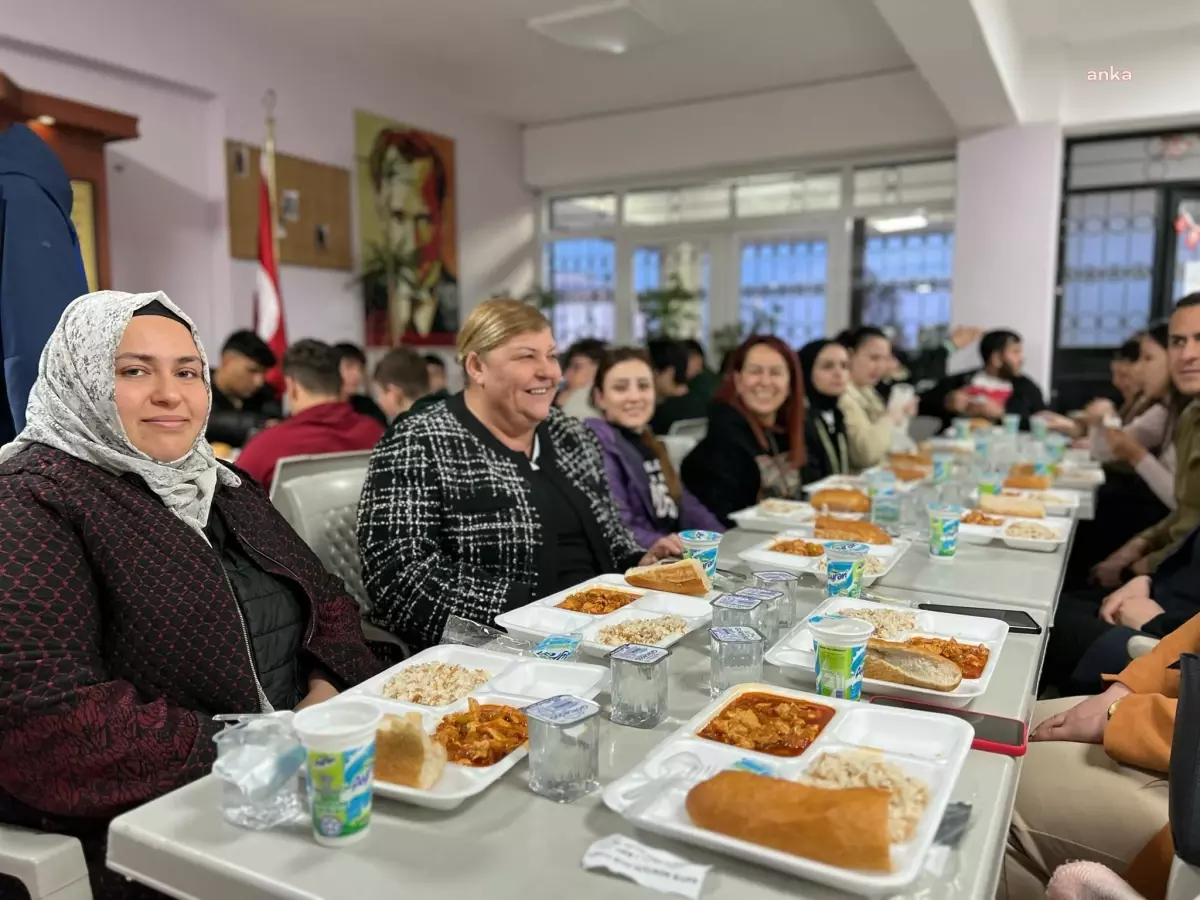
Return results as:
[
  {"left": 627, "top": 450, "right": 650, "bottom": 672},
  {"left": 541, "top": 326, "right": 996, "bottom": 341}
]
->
[{"left": 0, "top": 291, "right": 379, "bottom": 900}]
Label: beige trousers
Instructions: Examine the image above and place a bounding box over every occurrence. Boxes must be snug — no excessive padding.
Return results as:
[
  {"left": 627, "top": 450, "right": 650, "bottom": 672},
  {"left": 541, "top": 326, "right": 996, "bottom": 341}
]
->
[{"left": 999, "top": 697, "right": 1169, "bottom": 900}]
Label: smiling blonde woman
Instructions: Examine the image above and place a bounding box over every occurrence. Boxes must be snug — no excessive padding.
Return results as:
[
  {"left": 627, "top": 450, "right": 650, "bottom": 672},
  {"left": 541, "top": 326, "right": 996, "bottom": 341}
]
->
[{"left": 357, "top": 298, "right": 677, "bottom": 650}]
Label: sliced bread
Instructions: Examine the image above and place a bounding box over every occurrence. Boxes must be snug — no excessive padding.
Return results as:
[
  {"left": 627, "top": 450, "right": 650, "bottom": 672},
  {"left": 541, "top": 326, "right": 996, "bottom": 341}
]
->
[
  {"left": 864, "top": 639, "right": 963, "bottom": 692},
  {"left": 624, "top": 557, "right": 711, "bottom": 597},
  {"left": 375, "top": 712, "right": 447, "bottom": 789}
]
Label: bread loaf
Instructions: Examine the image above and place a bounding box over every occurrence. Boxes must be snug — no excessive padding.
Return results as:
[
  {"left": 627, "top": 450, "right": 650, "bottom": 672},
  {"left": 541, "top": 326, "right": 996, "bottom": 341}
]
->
[
  {"left": 864, "top": 639, "right": 962, "bottom": 692},
  {"left": 376, "top": 713, "right": 447, "bottom": 789},
  {"left": 811, "top": 488, "right": 870, "bottom": 514},
  {"left": 979, "top": 494, "right": 1045, "bottom": 519},
  {"left": 624, "top": 557, "right": 711, "bottom": 596}
]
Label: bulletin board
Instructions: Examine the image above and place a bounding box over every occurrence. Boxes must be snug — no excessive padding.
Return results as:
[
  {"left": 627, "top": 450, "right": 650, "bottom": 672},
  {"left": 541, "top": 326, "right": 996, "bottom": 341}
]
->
[{"left": 225, "top": 140, "right": 352, "bottom": 270}]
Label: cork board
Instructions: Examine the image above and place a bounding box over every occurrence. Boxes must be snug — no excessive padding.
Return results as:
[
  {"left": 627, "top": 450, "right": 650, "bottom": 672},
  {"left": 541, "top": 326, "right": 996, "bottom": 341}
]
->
[{"left": 225, "top": 140, "right": 351, "bottom": 270}]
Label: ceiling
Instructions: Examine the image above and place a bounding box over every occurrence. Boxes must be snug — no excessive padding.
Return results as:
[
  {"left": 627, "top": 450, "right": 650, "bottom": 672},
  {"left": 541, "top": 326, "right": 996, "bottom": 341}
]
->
[
  {"left": 1008, "top": 0, "right": 1200, "bottom": 47},
  {"left": 205, "top": 0, "right": 914, "bottom": 124}
]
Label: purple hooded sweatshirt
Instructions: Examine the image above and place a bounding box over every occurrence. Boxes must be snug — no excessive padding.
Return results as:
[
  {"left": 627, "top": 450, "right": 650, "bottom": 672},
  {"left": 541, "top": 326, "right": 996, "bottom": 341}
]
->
[{"left": 586, "top": 417, "right": 723, "bottom": 548}]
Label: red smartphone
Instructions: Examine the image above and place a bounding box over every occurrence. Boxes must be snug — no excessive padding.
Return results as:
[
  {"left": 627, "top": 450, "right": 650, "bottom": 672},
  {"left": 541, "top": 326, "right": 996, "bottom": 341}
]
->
[{"left": 868, "top": 696, "right": 1028, "bottom": 757}]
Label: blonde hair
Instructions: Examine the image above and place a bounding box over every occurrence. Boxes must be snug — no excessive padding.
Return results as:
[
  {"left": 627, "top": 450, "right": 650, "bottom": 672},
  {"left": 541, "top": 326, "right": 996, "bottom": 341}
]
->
[{"left": 456, "top": 298, "right": 552, "bottom": 364}]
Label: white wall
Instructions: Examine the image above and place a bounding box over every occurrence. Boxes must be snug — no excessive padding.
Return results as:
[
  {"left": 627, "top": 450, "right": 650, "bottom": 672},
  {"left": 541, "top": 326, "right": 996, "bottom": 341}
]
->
[
  {"left": 522, "top": 70, "right": 956, "bottom": 189},
  {"left": 0, "top": 0, "right": 534, "bottom": 352},
  {"left": 949, "top": 123, "right": 1063, "bottom": 390}
]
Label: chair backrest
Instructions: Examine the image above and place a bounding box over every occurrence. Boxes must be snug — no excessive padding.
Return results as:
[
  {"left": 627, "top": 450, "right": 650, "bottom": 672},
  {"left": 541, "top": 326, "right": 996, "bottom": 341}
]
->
[
  {"left": 658, "top": 434, "right": 698, "bottom": 473},
  {"left": 668, "top": 417, "right": 708, "bottom": 439},
  {"left": 272, "top": 460, "right": 371, "bottom": 610},
  {"left": 269, "top": 451, "right": 374, "bottom": 504},
  {"left": 908, "top": 415, "right": 942, "bottom": 443}
]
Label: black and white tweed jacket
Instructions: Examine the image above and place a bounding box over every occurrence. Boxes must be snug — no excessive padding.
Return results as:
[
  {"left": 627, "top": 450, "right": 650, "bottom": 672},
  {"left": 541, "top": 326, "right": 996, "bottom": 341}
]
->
[{"left": 357, "top": 392, "right": 645, "bottom": 649}]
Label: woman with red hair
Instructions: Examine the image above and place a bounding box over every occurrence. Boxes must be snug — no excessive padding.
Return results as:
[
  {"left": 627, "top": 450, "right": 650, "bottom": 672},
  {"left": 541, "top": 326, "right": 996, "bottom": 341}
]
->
[{"left": 681, "top": 335, "right": 807, "bottom": 526}]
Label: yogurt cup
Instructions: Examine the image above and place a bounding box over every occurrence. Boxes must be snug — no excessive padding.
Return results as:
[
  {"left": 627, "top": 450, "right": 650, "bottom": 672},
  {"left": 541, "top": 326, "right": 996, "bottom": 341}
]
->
[
  {"left": 952, "top": 417, "right": 971, "bottom": 440},
  {"left": 808, "top": 615, "right": 875, "bottom": 700},
  {"left": 679, "top": 529, "right": 722, "bottom": 578},
  {"left": 1003, "top": 413, "right": 1021, "bottom": 436},
  {"left": 928, "top": 503, "right": 963, "bottom": 560},
  {"left": 293, "top": 701, "right": 382, "bottom": 847},
  {"left": 932, "top": 454, "right": 953, "bottom": 485},
  {"left": 1031, "top": 417, "right": 1049, "bottom": 440},
  {"left": 822, "top": 541, "right": 870, "bottom": 599}
]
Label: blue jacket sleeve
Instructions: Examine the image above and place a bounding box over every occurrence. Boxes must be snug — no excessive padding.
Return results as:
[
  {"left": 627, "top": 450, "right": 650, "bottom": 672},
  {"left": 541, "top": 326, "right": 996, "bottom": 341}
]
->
[{"left": 0, "top": 178, "right": 88, "bottom": 434}]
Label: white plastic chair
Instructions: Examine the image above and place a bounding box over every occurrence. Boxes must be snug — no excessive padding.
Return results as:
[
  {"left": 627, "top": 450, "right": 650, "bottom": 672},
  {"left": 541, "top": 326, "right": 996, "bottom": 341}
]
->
[
  {"left": 658, "top": 434, "right": 698, "bottom": 473},
  {"left": 268, "top": 450, "right": 374, "bottom": 505},
  {"left": 908, "top": 415, "right": 942, "bottom": 443},
  {"left": 0, "top": 825, "right": 91, "bottom": 898},
  {"left": 1168, "top": 855, "right": 1200, "bottom": 900},
  {"left": 667, "top": 417, "right": 708, "bottom": 439},
  {"left": 1128, "top": 635, "right": 1160, "bottom": 659}
]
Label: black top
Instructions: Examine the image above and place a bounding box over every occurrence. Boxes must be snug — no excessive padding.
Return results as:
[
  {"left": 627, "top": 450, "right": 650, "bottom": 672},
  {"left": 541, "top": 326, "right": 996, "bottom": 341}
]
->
[
  {"left": 802, "top": 409, "right": 850, "bottom": 482},
  {"left": 205, "top": 506, "right": 306, "bottom": 710},
  {"left": 616, "top": 425, "right": 681, "bottom": 534},
  {"left": 207, "top": 378, "right": 283, "bottom": 448},
  {"left": 682, "top": 402, "right": 801, "bottom": 528},
  {"left": 456, "top": 397, "right": 619, "bottom": 598},
  {"left": 349, "top": 392, "right": 387, "bottom": 427},
  {"left": 918, "top": 369, "right": 1048, "bottom": 430}
]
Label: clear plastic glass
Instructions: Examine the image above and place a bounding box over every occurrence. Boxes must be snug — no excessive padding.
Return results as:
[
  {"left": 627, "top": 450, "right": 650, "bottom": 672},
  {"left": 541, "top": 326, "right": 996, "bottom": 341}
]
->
[
  {"left": 609, "top": 645, "right": 670, "bottom": 728},
  {"left": 526, "top": 696, "right": 601, "bottom": 803},
  {"left": 709, "top": 627, "right": 765, "bottom": 698},
  {"left": 711, "top": 594, "right": 766, "bottom": 635},
  {"left": 752, "top": 571, "right": 800, "bottom": 632},
  {"left": 212, "top": 718, "right": 305, "bottom": 830}
]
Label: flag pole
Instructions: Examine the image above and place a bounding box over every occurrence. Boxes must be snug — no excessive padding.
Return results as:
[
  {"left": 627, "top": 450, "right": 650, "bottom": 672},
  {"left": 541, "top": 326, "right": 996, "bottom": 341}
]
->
[{"left": 262, "top": 89, "right": 280, "bottom": 272}]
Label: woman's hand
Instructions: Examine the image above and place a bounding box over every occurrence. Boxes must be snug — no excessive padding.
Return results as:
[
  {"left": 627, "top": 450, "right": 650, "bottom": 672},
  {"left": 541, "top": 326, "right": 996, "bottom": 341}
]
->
[
  {"left": 1082, "top": 398, "right": 1116, "bottom": 425},
  {"left": 639, "top": 534, "right": 684, "bottom": 565},
  {"left": 296, "top": 677, "right": 339, "bottom": 711},
  {"left": 1099, "top": 574, "right": 1151, "bottom": 624},
  {"left": 1105, "top": 427, "right": 1147, "bottom": 464},
  {"left": 1030, "top": 683, "right": 1132, "bottom": 744},
  {"left": 1115, "top": 595, "right": 1164, "bottom": 630}
]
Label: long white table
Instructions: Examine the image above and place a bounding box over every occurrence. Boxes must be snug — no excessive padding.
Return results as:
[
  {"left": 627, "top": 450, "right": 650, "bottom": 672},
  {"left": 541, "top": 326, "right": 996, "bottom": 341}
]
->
[{"left": 107, "top": 530, "right": 1064, "bottom": 900}]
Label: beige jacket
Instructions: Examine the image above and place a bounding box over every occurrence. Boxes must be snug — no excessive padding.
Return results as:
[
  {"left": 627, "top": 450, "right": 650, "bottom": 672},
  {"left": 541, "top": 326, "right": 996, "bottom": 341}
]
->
[{"left": 839, "top": 382, "right": 894, "bottom": 471}]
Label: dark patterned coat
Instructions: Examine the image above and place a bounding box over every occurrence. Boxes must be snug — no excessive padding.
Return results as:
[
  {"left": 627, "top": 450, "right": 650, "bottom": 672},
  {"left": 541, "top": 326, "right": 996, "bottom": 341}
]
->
[
  {"left": 0, "top": 443, "right": 381, "bottom": 896},
  {"left": 358, "top": 393, "right": 645, "bottom": 649}
]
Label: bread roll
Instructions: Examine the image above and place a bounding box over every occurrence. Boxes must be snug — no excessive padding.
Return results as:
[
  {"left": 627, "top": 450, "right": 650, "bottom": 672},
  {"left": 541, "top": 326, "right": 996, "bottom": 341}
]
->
[
  {"left": 864, "top": 639, "right": 962, "bottom": 692},
  {"left": 686, "top": 771, "right": 892, "bottom": 871},
  {"left": 888, "top": 451, "right": 933, "bottom": 469},
  {"left": 979, "top": 494, "right": 1045, "bottom": 519},
  {"left": 814, "top": 515, "right": 892, "bottom": 545},
  {"left": 376, "top": 713, "right": 447, "bottom": 789},
  {"left": 1004, "top": 474, "right": 1053, "bottom": 491},
  {"left": 624, "top": 557, "right": 711, "bottom": 597},
  {"left": 811, "top": 488, "right": 870, "bottom": 514}
]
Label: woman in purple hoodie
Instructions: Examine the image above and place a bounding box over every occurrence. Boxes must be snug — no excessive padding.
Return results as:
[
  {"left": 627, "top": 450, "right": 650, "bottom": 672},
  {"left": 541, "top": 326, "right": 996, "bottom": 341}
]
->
[{"left": 586, "top": 348, "right": 723, "bottom": 550}]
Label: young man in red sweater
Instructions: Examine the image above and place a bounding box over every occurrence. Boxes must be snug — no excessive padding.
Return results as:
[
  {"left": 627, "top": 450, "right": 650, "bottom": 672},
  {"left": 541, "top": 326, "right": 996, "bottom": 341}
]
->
[{"left": 237, "top": 339, "right": 384, "bottom": 491}]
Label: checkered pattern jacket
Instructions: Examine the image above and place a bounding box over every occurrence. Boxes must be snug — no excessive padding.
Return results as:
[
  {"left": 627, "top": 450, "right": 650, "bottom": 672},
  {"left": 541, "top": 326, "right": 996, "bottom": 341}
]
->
[{"left": 358, "top": 393, "right": 645, "bottom": 649}]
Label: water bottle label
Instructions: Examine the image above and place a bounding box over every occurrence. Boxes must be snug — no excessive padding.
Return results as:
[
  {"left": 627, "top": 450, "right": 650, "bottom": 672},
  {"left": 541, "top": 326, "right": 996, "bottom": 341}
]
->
[
  {"left": 708, "top": 626, "right": 763, "bottom": 643},
  {"left": 713, "top": 594, "right": 761, "bottom": 610},
  {"left": 525, "top": 694, "right": 599, "bottom": 726},
  {"left": 733, "top": 586, "right": 783, "bottom": 603},
  {"left": 753, "top": 570, "right": 799, "bottom": 584},
  {"left": 609, "top": 643, "right": 669, "bottom": 665}
]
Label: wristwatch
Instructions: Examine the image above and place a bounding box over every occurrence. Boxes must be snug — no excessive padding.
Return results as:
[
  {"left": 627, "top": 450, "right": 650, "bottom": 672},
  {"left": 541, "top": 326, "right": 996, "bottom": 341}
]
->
[{"left": 1107, "top": 696, "right": 1125, "bottom": 720}]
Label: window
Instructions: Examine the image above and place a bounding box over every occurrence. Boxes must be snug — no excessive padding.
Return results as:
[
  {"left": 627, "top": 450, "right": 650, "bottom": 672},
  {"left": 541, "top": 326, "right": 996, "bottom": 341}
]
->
[
  {"left": 739, "top": 239, "right": 828, "bottom": 348},
  {"left": 542, "top": 238, "right": 616, "bottom": 343},
  {"left": 624, "top": 183, "right": 731, "bottom": 226},
  {"left": 548, "top": 194, "right": 617, "bottom": 231},
  {"left": 859, "top": 229, "right": 955, "bottom": 351},
  {"left": 1173, "top": 197, "right": 1200, "bottom": 302},
  {"left": 853, "top": 160, "right": 956, "bottom": 208},
  {"left": 734, "top": 172, "right": 841, "bottom": 217},
  {"left": 632, "top": 242, "right": 711, "bottom": 341},
  {"left": 1058, "top": 190, "right": 1157, "bottom": 348},
  {"left": 1068, "top": 135, "right": 1200, "bottom": 190}
]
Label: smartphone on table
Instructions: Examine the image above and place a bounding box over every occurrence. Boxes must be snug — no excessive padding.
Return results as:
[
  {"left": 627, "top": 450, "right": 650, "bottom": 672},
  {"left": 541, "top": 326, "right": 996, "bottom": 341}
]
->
[
  {"left": 916, "top": 603, "right": 1042, "bottom": 635},
  {"left": 868, "top": 696, "right": 1028, "bottom": 756}
]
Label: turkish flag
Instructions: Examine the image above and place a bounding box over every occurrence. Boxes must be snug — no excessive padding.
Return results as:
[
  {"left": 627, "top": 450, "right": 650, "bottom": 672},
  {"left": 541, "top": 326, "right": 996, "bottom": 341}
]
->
[{"left": 254, "top": 153, "right": 287, "bottom": 395}]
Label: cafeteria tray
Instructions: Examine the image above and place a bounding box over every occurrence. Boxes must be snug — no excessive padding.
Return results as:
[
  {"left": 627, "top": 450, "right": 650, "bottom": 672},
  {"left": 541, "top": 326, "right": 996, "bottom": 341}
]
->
[
  {"left": 765, "top": 596, "right": 1008, "bottom": 708},
  {"left": 958, "top": 513, "right": 1073, "bottom": 549},
  {"left": 738, "top": 532, "right": 910, "bottom": 586},
  {"left": 495, "top": 573, "right": 715, "bottom": 657},
  {"left": 602, "top": 682, "right": 972, "bottom": 895},
  {"left": 729, "top": 499, "right": 867, "bottom": 533}
]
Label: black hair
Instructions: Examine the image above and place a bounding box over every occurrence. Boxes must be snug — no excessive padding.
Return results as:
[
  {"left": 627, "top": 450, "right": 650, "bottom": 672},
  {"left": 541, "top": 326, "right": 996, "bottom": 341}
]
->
[
  {"left": 374, "top": 347, "right": 430, "bottom": 398},
  {"left": 563, "top": 338, "right": 608, "bottom": 367},
  {"left": 332, "top": 342, "right": 367, "bottom": 367},
  {"left": 980, "top": 330, "right": 1020, "bottom": 366},
  {"left": 647, "top": 338, "right": 689, "bottom": 386},
  {"left": 282, "top": 339, "right": 342, "bottom": 397},
  {"left": 132, "top": 299, "right": 190, "bottom": 330},
  {"left": 221, "top": 330, "right": 276, "bottom": 369},
  {"left": 1145, "top": 321, "right": 1169, "bottom": 350},
  {"left": 423, "top": 353, "right": 447, "bottom": 373},
  {"left": 681, "top": 338, "right": 706, "bottom": 358},
  {"left": 837, "top": 326, "right": 889, "bottom": 352},
  {"left": 1115, "top": 337, "right": 1142, "bottom": 363},
  {"left": 1176, "top": 292, "right": 1200, "bottom": 310}
]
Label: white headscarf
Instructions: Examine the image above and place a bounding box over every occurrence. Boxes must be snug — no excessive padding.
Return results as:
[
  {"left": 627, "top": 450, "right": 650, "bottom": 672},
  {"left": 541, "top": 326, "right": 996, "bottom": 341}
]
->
[{"left": 0, "top": 290, "right": 240, "bottom": 535}]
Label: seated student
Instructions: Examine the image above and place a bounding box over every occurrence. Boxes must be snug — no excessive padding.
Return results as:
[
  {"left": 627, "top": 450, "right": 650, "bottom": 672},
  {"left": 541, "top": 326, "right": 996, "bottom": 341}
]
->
[
  {"left": 332, "top": 341, "right": 387, "bottom": 426},
  {"left": 585, "top": 348, "right": 723, "bottom": 548},
  {"left": 1064, "top": 325, "right": 1179, "bottom": 587},
  {"left": 424, "top": 352, "right": 449, "bottom": 394},
  {"left": 837, "top": 327, "right": 916, "bottom": 470},
  {"left": 919, "top": 329, "right": 1061, "bottom": 431},
  {"left": 648, "top": 338, "right": 703, "bottom": 434},
  {"left": 799, "top": 339, "right": 853, "bottom": 481},
  {"left": 1092, "top": 295, "right": 1200, "bottom": 586},
  {"left": 237, "top": 339, "right": 384, "bottom": 491},
  {"left": 372, "top": 346, "right": 439, "bottom": 422},
  {"left": 207, "top": 329, "right": 282, "bottom": 447},
  {"left": 357, "top": 299, "right": 676, "bottom": 650},
  {"left": 555, "top": 338, "right": 607, "bottom": 420},
  {"left": 0, "top": 291, "right": 380, "bottom": 899},
  {"left": 883, "top": 325, "right": 983, "bottom": 396},
  {"left": 681, "top": 335, "right": 806, "bottom": 527},
  {"left": 683, "top": 338, "right": 720, "bottom": 406},
  {"left": 1006, "top": 613, "right": 1200, "bottom": 900}
]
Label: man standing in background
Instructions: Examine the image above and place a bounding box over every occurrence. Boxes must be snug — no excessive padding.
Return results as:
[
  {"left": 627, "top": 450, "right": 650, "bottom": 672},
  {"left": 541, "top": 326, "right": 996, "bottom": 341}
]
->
[{"left": 0, "top": 123, "right": 88, "bottom": 442}]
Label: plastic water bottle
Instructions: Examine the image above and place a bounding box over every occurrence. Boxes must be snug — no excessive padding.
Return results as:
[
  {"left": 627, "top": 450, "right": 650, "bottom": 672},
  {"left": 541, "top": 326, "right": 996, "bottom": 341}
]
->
[{"left": 867, "top": 469, "right": 900, "bottom": 527}]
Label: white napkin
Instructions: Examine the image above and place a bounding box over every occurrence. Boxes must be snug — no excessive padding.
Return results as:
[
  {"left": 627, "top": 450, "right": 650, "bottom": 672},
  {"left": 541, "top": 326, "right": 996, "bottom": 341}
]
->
[{"left": 583, "top": 834, "right": 711, "bottom": 899}]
